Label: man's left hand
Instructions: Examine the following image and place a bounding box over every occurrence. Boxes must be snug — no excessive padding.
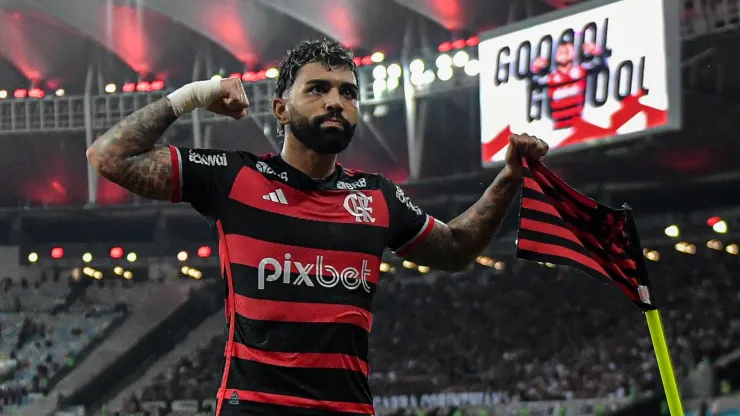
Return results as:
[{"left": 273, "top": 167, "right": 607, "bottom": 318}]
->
[{"left": 504, "top": 133, "right": 549, "bottom": 178}]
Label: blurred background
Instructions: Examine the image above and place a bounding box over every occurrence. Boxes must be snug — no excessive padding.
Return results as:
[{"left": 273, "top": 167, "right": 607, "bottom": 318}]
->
[{"left": 0, "top": 0, "right": 738, "bottom": 415}]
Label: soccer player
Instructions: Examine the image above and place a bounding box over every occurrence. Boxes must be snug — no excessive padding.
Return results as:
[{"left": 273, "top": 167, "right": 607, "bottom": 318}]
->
[{"left": 87, "top": 38, "right": 548, "bottom": 416}]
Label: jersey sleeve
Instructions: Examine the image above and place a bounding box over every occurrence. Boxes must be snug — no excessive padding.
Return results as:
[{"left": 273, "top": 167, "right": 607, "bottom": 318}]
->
[
  {"left": 168, "top": 145, "right": 242, "bottom": 220},
  {"left": 381, "top": 177, "right": 436, "bottom": 256}
]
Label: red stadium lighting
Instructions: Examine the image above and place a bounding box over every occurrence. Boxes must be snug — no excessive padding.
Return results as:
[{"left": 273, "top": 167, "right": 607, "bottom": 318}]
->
[
  {"left": 228, "top": 73, "right": 241, "bottom": 79},
  {"left": 352, "top": 57, "right": 362, "bottom": 66},
  {"left": 122, "top": 82, "right": 136, "bottom": 92},
  {"left": 150, "top": 80, "right": 165, "bottom": 90},
  {"left": 465, "top": 36, "right": 480, "bottom": 47},
  {"left": 452, "top": 39, "right": 467, "bottom": 49},
  {"left": 197, "top": 246, "right": 212, "bottom": 258},
  {"left": 14, "top": 89, "right": 27, "bottom": 98},
  {"left": 28, "top": 88, "right": 45, "bottom": 98},
  {"left": 707, "top": 216, "right": 722, "bottom": 227},
  {"left": 241, "top": 72, "right": 255, "bottom": 82},
  {"left": 438, "top": 41, "right": 452, "bottom": 52},
  {"left": 361, "top": 56, "right": 373, "bottom": 66},
  {"left": 110, "top": 246, "right": 124, "bottom": 259},
  {"left": 256, "top": 70, "right": 267, "bottom": 80},
  {"left": 136, "top": 81, "right": 151, "bottom": 92},
  {"left": 51, "top": 247, "right": 64, "bottom": 259}
]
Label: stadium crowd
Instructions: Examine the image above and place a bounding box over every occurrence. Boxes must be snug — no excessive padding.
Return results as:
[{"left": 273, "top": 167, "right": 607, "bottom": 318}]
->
[
  {"left": 0, "top": 273, "right": 141, "bottom": 413},
  {"left": 123, "top": 248, "right": 738, "bottom": 407}
]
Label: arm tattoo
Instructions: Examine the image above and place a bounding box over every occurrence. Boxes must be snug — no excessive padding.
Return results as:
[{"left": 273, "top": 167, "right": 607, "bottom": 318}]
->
[
  {"left": 402, "top": 170, "right": 519, "bottom": 271},
  {"left": 87, "top": 98, "right": 178, "bottom": 200}
]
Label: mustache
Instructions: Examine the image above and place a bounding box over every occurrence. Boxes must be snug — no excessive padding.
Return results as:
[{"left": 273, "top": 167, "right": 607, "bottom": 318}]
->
[{"left": 314, "top": 113, "right": 351, "bottom": 128}]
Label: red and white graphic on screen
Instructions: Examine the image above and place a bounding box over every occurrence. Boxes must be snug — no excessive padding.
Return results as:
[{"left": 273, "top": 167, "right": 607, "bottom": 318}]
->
[{"left": 482, "top": 91, "right": 668, "bottom": 162}]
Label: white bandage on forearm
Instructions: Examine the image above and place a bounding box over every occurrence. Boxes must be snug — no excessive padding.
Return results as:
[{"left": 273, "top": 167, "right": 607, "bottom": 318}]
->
[{"left": 167, "top": 79, "right": 222, "bottom": 117}]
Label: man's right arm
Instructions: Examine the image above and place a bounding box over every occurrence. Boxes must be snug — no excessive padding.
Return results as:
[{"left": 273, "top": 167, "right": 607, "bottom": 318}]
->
[
  {"left": 86, "top": 78, "right": 248, "bottom": 201},
  {"left": 86, "top": 98, "right": 177, "bottom": 201}
]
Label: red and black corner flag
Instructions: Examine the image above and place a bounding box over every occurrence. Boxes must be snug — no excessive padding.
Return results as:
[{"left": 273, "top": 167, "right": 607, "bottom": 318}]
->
[{"left": 515, "top": 158, "right": 655, "bottom": 311}]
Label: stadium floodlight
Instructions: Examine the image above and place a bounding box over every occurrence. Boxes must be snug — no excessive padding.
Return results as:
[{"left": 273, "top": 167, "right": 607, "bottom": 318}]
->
[
  {"left": 437, "top": 66, "right": 453, "bottom": 81},
  {"left": 104, "top": 83, "right": 116, "bottom": 93},
  {"left": 265, "top": 68, "right": 279, "bottom": 79},
  {"left": 435, "top": 54, "right": 452, "bottom": 69},
  {"left": 373, "top": 79, "right": 387, "bottom": 94},
  {"left": 463, "top": 59, "right": 480, "bottom": 76},
  {"left": 123, "top": 271, "right": 133, "bottom": 280},
  {"left": 82, "top": 252, "right": 93, "bottom": 263},
  {"left": 409, "top": 59, "right": 424, "bottom": 74},
  {"left": 28, "top": 252, "right": 38, "bottom": 263},
  {"left": 51, "top": 247, "right": 64, "bottom": 259},
  {"left": 372, "top": 65, "right": 387, "bottom": 80},
  {"left": 664, "top": 225, "right": 679, "bottom": 238},
  {"left": 386, "top": 77, "right": 400, "bottom": 90},
  {"left": 410, "top": 72, "right": 425, "bottom": 87},
  {"left": 0, "top": 90, "right": 7, "bottom": 99},
  {"left": 645, "top": 250, "right": 660, "bottom": 261},
  {"left": 55, "top": 89, "right": 65, "bottom": 97},
  {"left": 113, "top": 266, "right": 124, "bottom": 275},
  {"left": 93, "top": 271, "right": 103, "bottom": 280},
  {"left": 452, "top": 51, "right": 469, "bottom": 67},
  {"left": 707, "top": 216, "right": 728, "bottom": 234},
  {"left": 177, "top": 250, "right": 188, "bottom": 261},
  {"left": 386, "top": 64, "right": 402, "bottom": 79},
  {"left": 197, "top": 246, "right": 212, "bottom": 258},
  {"left": 726, "top": 244, "right": 738, "bottom": 255},
  {"left": 126, "top": 252, "right": 137, "bottom": 262},
  {"left": 422, "top": 69, "right": 436, "bottom": 84},
  {"left": 706, "top": 239, "right": 723, "bottom": 250},
  {"left": 110, "top": 246, "right": 123, "bottom": 259},
  {"left": 370, "top": 52, "right": 385, "bottom": 63},
  {"left": 379, "top": 262, "right": 391, "bottom": 272}
]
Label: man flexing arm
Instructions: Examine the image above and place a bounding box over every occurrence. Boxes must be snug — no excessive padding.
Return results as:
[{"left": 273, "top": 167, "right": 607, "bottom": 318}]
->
[
  {"left": 400, "top": 134, "right": 549, "bottom": 271},
  {"left": 86, "top": 78, "right": 249, "bottom": 199}
]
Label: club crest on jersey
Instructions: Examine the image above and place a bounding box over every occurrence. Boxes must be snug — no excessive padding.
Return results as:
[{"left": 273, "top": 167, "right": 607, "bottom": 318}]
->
[
  {"left": 228, "top": 392, "right": 239, "bottom": 405},
  {"left": 344, "top": 191, "right": 375, "bottom": 223}
]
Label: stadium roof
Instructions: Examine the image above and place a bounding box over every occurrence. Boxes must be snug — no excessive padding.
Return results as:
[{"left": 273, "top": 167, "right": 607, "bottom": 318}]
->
[{"left": 0, "top": 0, "right": 568, "bottom": 89}]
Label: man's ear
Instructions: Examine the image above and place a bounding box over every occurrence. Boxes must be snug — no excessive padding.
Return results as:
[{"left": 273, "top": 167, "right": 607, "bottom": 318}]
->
[{"left": 273, "top": 97, "right": 290, "bottom": 128}]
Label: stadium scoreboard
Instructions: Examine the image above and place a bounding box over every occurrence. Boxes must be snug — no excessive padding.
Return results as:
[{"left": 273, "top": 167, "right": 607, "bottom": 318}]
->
[{"left": 478, "top": 0, "right": 681, "bottom": 166}]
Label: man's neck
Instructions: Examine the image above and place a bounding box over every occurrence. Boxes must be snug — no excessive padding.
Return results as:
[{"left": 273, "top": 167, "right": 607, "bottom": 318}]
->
[{"left": 280, "top": 136, "right": 338, "bottom": 179}]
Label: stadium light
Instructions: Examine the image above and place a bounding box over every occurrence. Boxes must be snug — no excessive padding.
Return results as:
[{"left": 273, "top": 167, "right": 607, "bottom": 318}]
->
[
  {"left": 82, "top": 252, "right": 93, "bottom": 263},
  {"left": 664, "top": 225, "right": 680, "bottom": 238},
  {"left": 151, "top": 80, "right": 165, "bottom": 90},
  {"left": 105, "top": 83, "right": 117, "bottom": 93},
  {"left": 28, "top": 88, "right": 44, "bottom": 98},
  {"left": 464, "top": 59, "right": 480, "bottom": 76},
  {"left": 452, "top": 51, "right": 469, "bottom": 67},
  {"left": 373, "top": 80, "right": 387, "bottom": 94},
  {"left": 265, "top": 68, "right": 279, "bottom": 79},
  {"left": 494, "top": 261, "right": 505, "bottom": 270},
  {"left": 126, "top": 252, "right": 137, "bottom": 262},
  {"left": 435, "top": 54, "right": 452, "bottom": 69},
  {"left": 379, "top": 262, "right": 391, "bottom": 272},
  {"left": 707, "top": 239, "right": 723, "bottom": 250},
  {"left": 372, "top": 65, "right": 387, "bottom": 81},
  {"left": 386, "top": 77, "right": 400, "bottom": 90},
  {"left": 93, "top": 271, "right": 103, "bottom": 280},
  {"left": 0, "top": 90, "right": 7, "bottom": 99},
  {"left": 409, "top": 59, "right": 424, "bottom": 74},
  {"left": 422, "top": 69, "right": 436, "bottom": 84},
  {"left": 51, "top": 247, "right": 64, "bottom": 259},
  {"left": 123, "top": 271, "right": 133, "bottom": 280},
  {"left": 122, "top": 82, "right": 136, "bottom": 93},
  {"left": 437, "top": 66, "right": 453, "bottom": 81},
  {"left": 402, "top": 260, "right": 417, "bottom": 269},
  {"left": 386, "top": 64, "right": 402, "bottom": 79},
  {"left": 28, "top": 252, "right": 38, "bottom": 263},
  {"left": 370, "top": 52, "right": 385, "bottom": 63},
  {"left": 197, "top": 246, "right": 212, "bottom": 258},
  {"left": 82, "top": 267, "right": 95, "bottom": 277},
  {"left": 708, "top": 217, "right": 728, "bottom": 234},
  {"left": 110, "top": 247, "right": 123, "bottom": 259},
  {"left": 55, "top": 89, "right": 65, "bottom": 97},
  {"left": 113, "top": 266, "right": 124, "bottom": 275},
  {"left": 14, "top": 89, "right": 27, "bottom": 98},
  {"left": 726, "top": 244, "right": 738, "bottom": 255},
  {"left": 644, "top": 250, "right": 660, "bottom": 261},
  {"left": 675, "top": 242, "right": 695, "bottom": 254},
  {"left": 177, "top": 250, "right": 188, "bottom": 261},
  {"left": 417, "top": 265, "right": 430, "bottom": 273},
  {"left": 136, "top": 81, "right": 151, "bottom": 92}
]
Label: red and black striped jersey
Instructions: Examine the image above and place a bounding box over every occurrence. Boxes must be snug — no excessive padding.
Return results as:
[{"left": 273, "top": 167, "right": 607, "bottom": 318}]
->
[{"left": 168, "top": 146, "right": 435, "bottom": 416}]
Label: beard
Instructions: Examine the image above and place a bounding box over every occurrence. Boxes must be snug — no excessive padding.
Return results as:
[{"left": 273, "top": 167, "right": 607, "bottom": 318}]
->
[{"left": 288, "top": 108, "right": 356, "bottom": 154}]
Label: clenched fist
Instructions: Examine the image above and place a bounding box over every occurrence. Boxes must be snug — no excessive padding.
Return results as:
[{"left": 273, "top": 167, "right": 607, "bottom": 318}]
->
[
  {"left": 207, "top": 78, "right": 250, "bottom": 120},
  {"left": 504, "top": 133, "right": 549, "bottom": 177}
]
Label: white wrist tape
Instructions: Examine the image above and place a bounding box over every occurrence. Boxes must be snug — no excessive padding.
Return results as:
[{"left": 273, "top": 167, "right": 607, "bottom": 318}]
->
[{"left": 167, "top": 79, "right": 222, "bottom": 117}]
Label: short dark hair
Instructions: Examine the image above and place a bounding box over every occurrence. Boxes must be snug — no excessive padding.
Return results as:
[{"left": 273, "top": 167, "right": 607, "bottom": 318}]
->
[{"left": 274, "top": 38, "right": 358, "bottom": 135}]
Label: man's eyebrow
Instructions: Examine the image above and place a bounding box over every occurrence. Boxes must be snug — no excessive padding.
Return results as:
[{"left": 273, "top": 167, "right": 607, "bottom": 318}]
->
[{"left": 305, "top": 79, "right": 358, "bottom": 92}]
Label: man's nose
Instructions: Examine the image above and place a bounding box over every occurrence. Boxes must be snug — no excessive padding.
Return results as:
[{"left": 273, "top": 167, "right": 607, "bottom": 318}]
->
[{"left": 324, "top": 89, "right": 344, "bottom": 113}]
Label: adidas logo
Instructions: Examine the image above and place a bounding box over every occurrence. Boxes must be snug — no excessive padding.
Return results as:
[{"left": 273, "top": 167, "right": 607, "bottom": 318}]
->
[{"left": 262, "top": 189, "right": 288, "bottom": 205}]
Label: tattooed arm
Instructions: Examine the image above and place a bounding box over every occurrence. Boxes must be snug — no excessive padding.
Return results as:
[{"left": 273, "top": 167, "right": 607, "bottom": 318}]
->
[
  {"left": 400, "top": 134, "right": 549, "bottom": 272},
  {"left": 402, "top": 168, "right": 519, "bottom": 271},
  {"left": 86, "top": 98, "right": 177, "bottom": 200}
]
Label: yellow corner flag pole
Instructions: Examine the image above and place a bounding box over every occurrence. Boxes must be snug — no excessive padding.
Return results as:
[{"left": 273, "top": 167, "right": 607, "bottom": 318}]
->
[{"left": 645, "top": 309, "right": 684, "bottom": 416}]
